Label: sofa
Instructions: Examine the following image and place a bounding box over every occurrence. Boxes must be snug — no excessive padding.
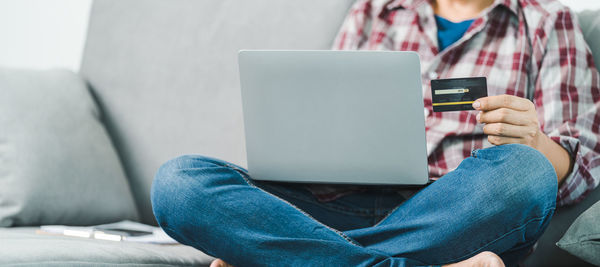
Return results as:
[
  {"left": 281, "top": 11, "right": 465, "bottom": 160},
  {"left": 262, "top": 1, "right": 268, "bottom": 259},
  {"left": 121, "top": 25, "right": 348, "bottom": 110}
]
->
[{"left": 1, "top": 0, "right": 599, "bottom": 266}]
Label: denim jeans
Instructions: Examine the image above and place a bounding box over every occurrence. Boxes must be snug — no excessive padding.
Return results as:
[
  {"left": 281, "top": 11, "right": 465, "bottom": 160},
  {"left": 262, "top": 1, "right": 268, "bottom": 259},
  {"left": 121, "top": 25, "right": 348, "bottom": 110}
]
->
[{"left": 151, "top": 144, "right": 557, "bottom": 267}]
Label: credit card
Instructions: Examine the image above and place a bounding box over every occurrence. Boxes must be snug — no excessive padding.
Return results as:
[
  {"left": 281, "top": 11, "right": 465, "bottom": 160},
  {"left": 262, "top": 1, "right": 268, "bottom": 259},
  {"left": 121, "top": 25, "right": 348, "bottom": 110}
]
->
[{"left": 431, "top": 77, "right": 487, "bottom": 112}]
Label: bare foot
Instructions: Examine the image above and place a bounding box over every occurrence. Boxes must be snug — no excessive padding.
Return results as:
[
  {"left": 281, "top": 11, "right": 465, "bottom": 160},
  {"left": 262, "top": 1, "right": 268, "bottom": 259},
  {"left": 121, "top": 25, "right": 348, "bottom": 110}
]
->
[
  {"left": 444, "top": 251, "right": 505, "bottom": 267},
  {"left": 210, "top": 259, "right": 234, "bottom": 267},
  {"left": 209, "top": 251, "right": 503, "bottom": 267}
]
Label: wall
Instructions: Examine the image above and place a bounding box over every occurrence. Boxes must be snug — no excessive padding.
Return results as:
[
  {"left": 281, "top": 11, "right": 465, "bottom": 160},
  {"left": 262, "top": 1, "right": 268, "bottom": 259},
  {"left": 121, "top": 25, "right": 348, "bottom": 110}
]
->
[
  {"left": 0, "top": 0, "right": 92, "bottom": 72},
  {"left": 567, "top": 0, "right": 600, "bottom": 12},
  {"left": 0, "top": 0, "right": 597, "bottom": 73}
]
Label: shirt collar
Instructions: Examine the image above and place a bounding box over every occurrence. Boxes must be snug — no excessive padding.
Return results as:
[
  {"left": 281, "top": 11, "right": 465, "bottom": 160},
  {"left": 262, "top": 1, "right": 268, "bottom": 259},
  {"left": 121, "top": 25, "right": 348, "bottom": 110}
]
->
[{"left": 385, "top": 0, "right": 519, "bottom": 17}]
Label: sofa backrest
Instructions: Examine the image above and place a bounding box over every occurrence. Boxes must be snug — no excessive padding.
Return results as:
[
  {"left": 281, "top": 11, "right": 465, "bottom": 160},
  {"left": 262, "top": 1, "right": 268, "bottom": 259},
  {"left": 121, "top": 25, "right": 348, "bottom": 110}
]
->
[
  {"left": 80, "top": 0, "right": 600, "bottom": 224},
  {"left": 578, "top": 10, "right": 600, "bottom": 65},
  {"left": 80, "top": 0, "right": 355, "bottom": 223}
]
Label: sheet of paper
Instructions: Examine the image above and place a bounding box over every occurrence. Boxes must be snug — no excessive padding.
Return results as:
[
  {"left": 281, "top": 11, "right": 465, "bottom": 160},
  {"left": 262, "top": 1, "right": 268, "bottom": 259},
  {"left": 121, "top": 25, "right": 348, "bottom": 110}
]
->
[{"left": 39, "top": 220, "right": 177, "bottom": 244}]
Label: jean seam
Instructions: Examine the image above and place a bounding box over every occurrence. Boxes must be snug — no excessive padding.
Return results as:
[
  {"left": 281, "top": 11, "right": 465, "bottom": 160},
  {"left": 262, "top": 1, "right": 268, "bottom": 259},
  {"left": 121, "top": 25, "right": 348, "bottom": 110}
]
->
[
  {"left": 221, "top": 162, "right": 363, "bottom": 247},
  {"left": 443, "top": 207, "right": 556, "bottom": 264}
]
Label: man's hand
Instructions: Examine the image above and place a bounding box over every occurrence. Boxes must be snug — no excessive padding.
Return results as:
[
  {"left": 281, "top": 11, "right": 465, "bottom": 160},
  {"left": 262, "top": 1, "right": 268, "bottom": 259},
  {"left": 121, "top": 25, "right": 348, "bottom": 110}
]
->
[
  {"left": 473, "top": 94, "right": 573, "bottom": 182},
  {"left": 473, "top": 94, "right": 543, "bottom": 149}
]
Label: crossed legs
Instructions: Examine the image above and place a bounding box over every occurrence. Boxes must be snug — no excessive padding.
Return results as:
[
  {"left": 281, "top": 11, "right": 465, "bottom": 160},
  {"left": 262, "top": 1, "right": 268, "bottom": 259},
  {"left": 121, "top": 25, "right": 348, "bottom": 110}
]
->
[{"left": 151, "top": 144, "right": 557, "bottom": 266}]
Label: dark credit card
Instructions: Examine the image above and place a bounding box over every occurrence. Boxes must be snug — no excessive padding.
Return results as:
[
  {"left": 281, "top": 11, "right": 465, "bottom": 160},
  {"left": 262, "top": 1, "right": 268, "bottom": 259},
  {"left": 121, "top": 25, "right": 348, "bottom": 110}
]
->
[{"left": 431, "top": 77, "right": 487, "bottom": 112}]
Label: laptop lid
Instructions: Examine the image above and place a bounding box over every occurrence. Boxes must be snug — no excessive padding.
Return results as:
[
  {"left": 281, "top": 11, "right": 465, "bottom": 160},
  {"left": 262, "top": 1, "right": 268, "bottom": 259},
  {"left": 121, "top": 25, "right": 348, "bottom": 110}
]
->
[{"left": 238, "top": 50, "right": 428, "bottom": 185}]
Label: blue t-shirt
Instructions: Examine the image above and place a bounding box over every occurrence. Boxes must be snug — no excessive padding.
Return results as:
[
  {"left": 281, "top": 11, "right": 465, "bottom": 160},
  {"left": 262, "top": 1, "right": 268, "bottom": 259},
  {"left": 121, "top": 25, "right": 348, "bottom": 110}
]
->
[{"left": 435, "top": 15, "right": 474, "bottom": 51}]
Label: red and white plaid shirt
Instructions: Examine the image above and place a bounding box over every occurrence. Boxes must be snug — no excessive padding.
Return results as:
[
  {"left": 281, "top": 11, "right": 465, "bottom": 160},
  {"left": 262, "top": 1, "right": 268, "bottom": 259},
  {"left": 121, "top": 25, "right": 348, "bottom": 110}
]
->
[{"left": 307, "top": 0, "right": 600, "bottom": 207}]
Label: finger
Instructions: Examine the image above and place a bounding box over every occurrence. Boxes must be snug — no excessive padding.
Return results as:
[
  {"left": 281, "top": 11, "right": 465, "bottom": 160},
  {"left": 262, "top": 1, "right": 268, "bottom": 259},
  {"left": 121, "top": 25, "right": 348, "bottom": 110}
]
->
[
  {"left": 477, "top": 108, "right": 529, "bottom": 125},
  {"left": 474, "top": 94, "right": 533, "bottom": 111},
  {"left": 487, "top": 135, "right": 524, "bottom": 145},
  {"left": 483, "top": 123, "right": 535, "bottom": 138}
]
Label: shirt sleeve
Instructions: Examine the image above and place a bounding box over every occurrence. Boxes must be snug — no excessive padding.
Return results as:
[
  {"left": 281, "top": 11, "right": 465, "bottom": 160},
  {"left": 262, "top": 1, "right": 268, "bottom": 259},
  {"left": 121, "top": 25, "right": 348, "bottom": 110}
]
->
[
  {"left": 534, "top": 9, "right": 600, "bottom": 206},
  {"left": 332, "top": 0, "right": 372, "bottom": 50}
]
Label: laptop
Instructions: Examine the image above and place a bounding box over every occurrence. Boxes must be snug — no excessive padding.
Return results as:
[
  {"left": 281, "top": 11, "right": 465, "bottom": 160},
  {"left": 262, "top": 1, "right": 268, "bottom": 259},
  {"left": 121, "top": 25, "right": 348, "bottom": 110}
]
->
[{"left": 238, "top": 50, "right": 429, "bottom": 185}]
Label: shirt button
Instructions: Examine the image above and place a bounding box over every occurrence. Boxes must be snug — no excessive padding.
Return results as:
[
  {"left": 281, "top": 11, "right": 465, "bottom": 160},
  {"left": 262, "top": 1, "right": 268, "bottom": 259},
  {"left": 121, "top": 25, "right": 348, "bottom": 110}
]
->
[{"left": 428, "top": 71, "right": 438, "bottom": 80}]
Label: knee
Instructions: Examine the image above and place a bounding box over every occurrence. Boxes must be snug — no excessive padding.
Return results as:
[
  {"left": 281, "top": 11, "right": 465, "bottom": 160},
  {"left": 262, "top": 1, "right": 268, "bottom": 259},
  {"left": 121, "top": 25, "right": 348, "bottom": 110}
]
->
[
  {"left": 151, "top": 156, "right": 202, "bottom": 227},
  {"left": 502, "top": 144, "right": 557, "bottom": 208},
  {"left": 152, "top": 155, "right": 211, "bottom": 201},
  {"left": 476, "top": 144, "right": 558, "bottom": 216},
  {"left": 150, "top": 155, "right": 238, "bottom": 230}
]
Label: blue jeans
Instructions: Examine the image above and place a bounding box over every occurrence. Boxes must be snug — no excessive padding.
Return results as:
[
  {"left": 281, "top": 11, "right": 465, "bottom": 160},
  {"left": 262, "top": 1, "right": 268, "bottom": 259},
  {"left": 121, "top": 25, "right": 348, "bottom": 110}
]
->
[{"left": 151, "top": 144, "right": 557, "bottom": 267}]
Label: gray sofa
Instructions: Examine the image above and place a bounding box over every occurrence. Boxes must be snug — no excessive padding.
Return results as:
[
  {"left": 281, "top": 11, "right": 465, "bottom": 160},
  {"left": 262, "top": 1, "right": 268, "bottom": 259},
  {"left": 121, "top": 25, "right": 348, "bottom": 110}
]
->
[{"left": 1, "top": 1, "right": 599, "bottom": 266}]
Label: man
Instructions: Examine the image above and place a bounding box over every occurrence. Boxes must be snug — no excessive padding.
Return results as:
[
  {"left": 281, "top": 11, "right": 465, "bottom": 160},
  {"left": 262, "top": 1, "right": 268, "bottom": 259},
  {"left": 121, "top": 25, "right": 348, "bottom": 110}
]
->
[{"left": 151, "top": 0, "right": 600, "bottom": 266}]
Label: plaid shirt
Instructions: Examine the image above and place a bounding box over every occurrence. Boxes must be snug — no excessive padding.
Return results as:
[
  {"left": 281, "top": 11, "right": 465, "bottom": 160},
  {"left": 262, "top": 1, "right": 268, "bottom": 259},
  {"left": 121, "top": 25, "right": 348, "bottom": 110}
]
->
[{"left": 307, "top": 0, "right": 600, "bottom": 206}]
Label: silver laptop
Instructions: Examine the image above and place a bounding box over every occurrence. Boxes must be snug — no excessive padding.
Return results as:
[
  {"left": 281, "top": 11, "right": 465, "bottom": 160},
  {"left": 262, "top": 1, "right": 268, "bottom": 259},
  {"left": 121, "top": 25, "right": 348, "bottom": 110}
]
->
[{"left": 238, "top": 50, "right": 428, "bottom": 185}]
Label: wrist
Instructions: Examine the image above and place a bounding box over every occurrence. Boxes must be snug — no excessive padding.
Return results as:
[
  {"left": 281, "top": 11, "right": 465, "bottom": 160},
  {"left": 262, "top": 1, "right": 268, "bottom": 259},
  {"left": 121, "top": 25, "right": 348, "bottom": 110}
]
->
[
  {"left": 533, "top": 129, "right": 550, "bottom": 153},
  {"left": 533, "top": 131, "right": 573, "bottom": 183}
]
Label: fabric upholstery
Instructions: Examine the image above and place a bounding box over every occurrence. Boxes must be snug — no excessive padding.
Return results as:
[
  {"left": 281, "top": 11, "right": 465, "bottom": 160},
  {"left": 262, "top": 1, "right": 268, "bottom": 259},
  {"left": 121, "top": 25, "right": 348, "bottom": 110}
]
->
[
  {"left": 0, "top": 227, "right": 213, "bottom": 266},
  {"left": 524, "top": 185, "right": 600, "bottom": 266},
  {"left": 578, "top": 9, "right": 600, "bottom": 67},
  {"left": 0, "top": 69, "right": 138, "bottom": 226},
  {"left": 557, "top": 200, "right": 600, "bottom": 265},
  {"left": 80, "top": 0, "right": 355, "bottom": 223}
]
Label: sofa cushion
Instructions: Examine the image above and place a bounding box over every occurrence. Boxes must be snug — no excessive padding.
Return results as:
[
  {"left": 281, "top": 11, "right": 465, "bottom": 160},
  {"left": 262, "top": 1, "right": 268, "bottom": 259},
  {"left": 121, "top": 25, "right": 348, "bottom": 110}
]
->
[
  {"left": 0, "top": 227, "right": 213, "bottom": 266},
  {"left": 557, "top": 200, "right": 600, "bottom": 265},
  {"left": 0, "top": 69, "right": 138, "bottom": 226}
]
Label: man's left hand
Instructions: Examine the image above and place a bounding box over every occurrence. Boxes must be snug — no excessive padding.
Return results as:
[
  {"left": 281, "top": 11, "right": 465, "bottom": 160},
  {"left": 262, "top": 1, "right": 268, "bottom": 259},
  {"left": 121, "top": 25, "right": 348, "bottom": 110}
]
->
[{"left": 473, "top": 94, "right": 544, "bottom": 149}]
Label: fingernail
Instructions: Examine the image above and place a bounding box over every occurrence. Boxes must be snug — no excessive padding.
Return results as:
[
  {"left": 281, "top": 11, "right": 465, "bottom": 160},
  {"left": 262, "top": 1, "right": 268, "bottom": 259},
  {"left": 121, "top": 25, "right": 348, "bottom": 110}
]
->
[
  {"left": 472, "top": 101, "right": 481, "bottom": 109},
  {"left": 476, "top": 112, "right": 481, "bottom": 122}
]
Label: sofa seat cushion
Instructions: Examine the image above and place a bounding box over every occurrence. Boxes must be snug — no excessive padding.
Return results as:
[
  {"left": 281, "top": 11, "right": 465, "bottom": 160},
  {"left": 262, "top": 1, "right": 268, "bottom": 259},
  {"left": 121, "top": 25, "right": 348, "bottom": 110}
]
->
[{"left": 0, "top": 227, "right": 213, "bottom": 266}]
